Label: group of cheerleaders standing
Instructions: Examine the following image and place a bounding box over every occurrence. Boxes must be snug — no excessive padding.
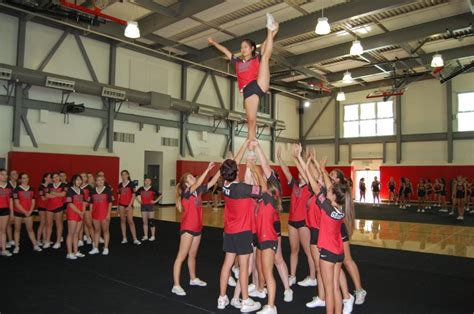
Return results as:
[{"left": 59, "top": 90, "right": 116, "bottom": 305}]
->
[
  {"left": 0, "top": 170, "right": 162, "bottom": 259},
  {"left": 170, "top": 13, "right": 366, "bottom": 314}
]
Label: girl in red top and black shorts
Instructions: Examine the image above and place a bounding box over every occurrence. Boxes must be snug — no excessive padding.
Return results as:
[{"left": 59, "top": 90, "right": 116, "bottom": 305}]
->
[
  {"left": 171, "top": 162, "right": 220, "bottom": 297},
  {"left": 45, "top": 173, "right": 68, "bottom": 249},
  {"left": 88, "top": 175, "right": 113, "bottom": 256},
  {"left": 118, "top": 170, "right": 140, "bottom": 245},
  {"left": 65, "top": 174, "right": 87, "bottom": 260},
  {"left": 80, "top": 173, "right": 95, "bottom": 245},
  {"left": 36, "top": 173, "right": 51, "bottom": 247},
  {"left": 136, "top": 178, "right": 162, "bottom": 242},
  {"left": 208, "top": 13, "right": 279, "bottom": 142},
  {"left": 0, "top": 168, "right": 13, "bottom": 256},
  {"left": 12, "top": 173, "right": 41, "bottom": 254}
]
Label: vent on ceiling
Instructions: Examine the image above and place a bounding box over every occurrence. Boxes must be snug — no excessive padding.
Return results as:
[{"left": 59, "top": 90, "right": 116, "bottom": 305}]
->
[
  {"left": 161, "top": 137, "right": 178, "bottom": 147},
  {"left": 114, "top": 132, "right": 135, "bottom": 143}
]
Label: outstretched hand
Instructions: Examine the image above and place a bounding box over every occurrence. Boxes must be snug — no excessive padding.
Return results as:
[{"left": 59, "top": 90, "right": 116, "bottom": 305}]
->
[
  {"left": 248, "top": 139, "right": 258, "bottom": 151},
  {"left": 207, "top": 38, "right": 216, "bottom": 46},
  {"left": 207, "top": 162, "right": 216, "bottom": 171}
]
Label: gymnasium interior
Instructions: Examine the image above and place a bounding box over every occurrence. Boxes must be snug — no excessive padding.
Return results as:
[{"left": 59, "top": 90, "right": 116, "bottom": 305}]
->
[{"left": 0, "top": 0, "right": 473, "bottom": 313}]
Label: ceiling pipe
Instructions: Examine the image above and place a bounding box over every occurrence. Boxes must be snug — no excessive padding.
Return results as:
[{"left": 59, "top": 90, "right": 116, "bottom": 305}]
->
[{"left": 59, "top": 0, "right": 127, "bottom": 25}]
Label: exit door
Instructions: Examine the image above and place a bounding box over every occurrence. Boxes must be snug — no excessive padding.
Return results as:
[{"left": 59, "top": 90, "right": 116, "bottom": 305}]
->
[
  {"left": 355, "top": 169, "right": 380, "bottom": 204},
  {"left": 147, "top": 165, "right": 160, "bottom": 193}
]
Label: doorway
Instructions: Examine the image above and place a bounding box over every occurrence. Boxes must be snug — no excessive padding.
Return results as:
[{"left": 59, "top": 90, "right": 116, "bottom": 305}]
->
[
  {"left": 355, "top": 169, "right": 380, "bottom": 204},
  {"left": 147, "top": 164, "right": 160, "bottom": 192},
  {"left": 144, "top": 151, "right": 163, "bottom": 194}
]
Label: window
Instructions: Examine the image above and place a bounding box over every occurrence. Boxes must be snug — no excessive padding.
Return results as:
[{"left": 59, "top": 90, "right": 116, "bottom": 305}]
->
[
  {"left": 457, "top": 92, "right": 474, "bottom": 132},
  {"left": 343, "top": 101, "right": 394, "bottom": 138}
]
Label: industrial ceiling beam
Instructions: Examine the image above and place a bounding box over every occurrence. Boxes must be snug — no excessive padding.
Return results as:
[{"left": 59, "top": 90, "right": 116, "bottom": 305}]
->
[
  {"left": 131, "top": 0, "right": 177, "bottom": 17},
  {"left": 191, "top": 0, "right": 417, "bottom": 63}
]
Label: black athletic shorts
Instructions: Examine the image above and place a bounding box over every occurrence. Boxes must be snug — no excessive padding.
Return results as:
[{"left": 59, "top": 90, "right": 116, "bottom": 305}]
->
[
  {"left": 341, "top": 224, "right": 349, "bottom": 242},
  {"left": 257, "top": 240, "right": 277, "bottom": 252},
  {"left": 119, "top": 203, "right": 132, "bottom": 208},
  {"left": 319, "top": 248, "right": 344, "bottom": 264},
  {"left": 141, "top": 204, "right": 154, "bottom": 212},
  {"left": 223, "top": 231, "right": 253, "bottom": 255},
  {"left": 37, "top": 207, "right": 47, "bottom": 212},
  {"left": 456, "top": 191, "right": 465, "bottom": 199},
  {"left": 274, "top": 221, "right": 281, "bottom": 237},
  {"left": 14, "top": 212, "right": 28, "bottom": 218},
  {"left": 310, "top": 227, "right": 319, "bottom": 246},
  {"left": 418, "top": 191, "right": 426, "bottom": 198},
  {"left": 0, "top": 208, "right": 10, "bottom": 216},
  {"left": 253, "top": 233, "right": 258, "bottom": 247},
  {"left": 180, "top": 230, "right": 202, "bottom": 237},
  {"left": 440, "top": 191, "right": 446, "bottom": 196},
  {"left": 50, "top": 206, "right": 64, "bottom": 213},
  {"left": 288, "top": 220, "right": 306, "bottom": 229},
  {"left": 243, "top": 80, "right": 265, "bottom": 100}
]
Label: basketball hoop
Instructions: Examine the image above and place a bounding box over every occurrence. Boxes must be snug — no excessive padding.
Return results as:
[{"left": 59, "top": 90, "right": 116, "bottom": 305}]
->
[
  {"left": 366, "top": 88, "right": 405, "bottom": 99},
  {"left": 431, "top": 66, "right": 444, "bottom": 81}
]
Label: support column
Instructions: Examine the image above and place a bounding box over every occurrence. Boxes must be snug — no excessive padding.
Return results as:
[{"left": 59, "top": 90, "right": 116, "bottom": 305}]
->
[
  {"left": 180, "top": 65, "right": 187, "bottom": 157},
  {"left": 298, "top": 101, "right": 304, "bottom": 144},
  {"left": 13, "top": 17, "right": 26, "bottom": 147},
  {"left": 107, "top": 44, "right": 116, "bottom": 153},
  {"left": 270, "top": 92, "right": 276, "bottom": 162},
  {"left": 335, "top": 99, "right": 340, "bottom": 164},
  {"left": 446, "top": 81, "right": 453, "bottom": 163},
  {"left": 396, "top": 95, "right": 402, "bottom": 163}
]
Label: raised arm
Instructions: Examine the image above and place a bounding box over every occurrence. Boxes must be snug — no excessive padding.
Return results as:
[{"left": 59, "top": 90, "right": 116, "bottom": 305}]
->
[
  {"left": 208, "top": 38, "right": 233, "bottom": 60},
  {"left": 316, "top": 157, "right": 332, "bottom": 190},
  {"left": 277, "top": 146, "right": 293, "bottom": 183},
  {"left": 251, "top": 140, "right": 272, "bottom": 179},
  {"left": 305, "top": 157, "right": 321, "bottom": 195},
  {"left": 234, "top": 139, "right": 249, "bottom": 165},
  {"left": 190, "top": 162, "right": 215, "bottom": 193},
  {"left": 293, "top": 144, "right": 309, "bottom": 184},
  {"left": 207, "top": 168, "right": 221, "bottom": 191},
  {"left": 249, "top": 163, "right": 267, "bottom": 193}
]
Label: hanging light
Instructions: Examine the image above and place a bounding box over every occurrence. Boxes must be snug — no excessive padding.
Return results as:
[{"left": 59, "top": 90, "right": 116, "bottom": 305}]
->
[
  {"left": 336, "top": 90, "right": 346, "bottom": 101},
  {"left": 315, "top": 0, "right": 330, "bottom": 35},
  {"left": 125, "top": 21, "right": 140, "bottom": 39},
  {"left": 431, "top": 53, "right": 444, "bottom": 67},
  {"left": 304, "top": 101, "right": 310, "bottom": 108},
  {"left": 350, "top": 40, "right": 363, "bottom": 55},
  {"left": 342, "top": 71, "right": 353, "bottom": 83}
]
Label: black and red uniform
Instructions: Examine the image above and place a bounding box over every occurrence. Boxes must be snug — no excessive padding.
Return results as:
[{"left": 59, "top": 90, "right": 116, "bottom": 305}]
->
[
  {"left": 66, "top": 187, "right": 85, "bottom": 222},
  {"left": 222, "top": 182, "right": 261, "bottom": 255},
  {"left": 12, "top": 186, "right": 35, "bottom": 218},
  {"left": 46, "top": 183, "right": 68, "bottom": 213},
  {"left": 81, "top": 184, "right": 92, "bottom": 211},
  {"left": 256, "top": 193, "right": 279, "bottom": 252},
  {"left": 0, "top": 183, "right": 12, "bottom": 216},
  {"left": 89, "top": 186, "right": 113, "bottom": 221},
  {"left": 118, "top": 181, "right": 136, "bottom": 207},
  {"left": 306, "top": 192, "right": 322, "bottom": 246},
  {"left": 136, "top": 186, "right": 161, "bottom": 212},
  {"left": 231, "top": 54, "right": 265, "bottom": 99},
  {"left": 36, "top": 183, "right": 49, "bottom": 211},
  {"left": 180, "top": 185, "right": 208, "bottom": 237},
  {"left": 288, "top": 179, "right": 311, "bottom": 229},
  {"left": 316, "top": 191, "right": 345, "bottom": 263}
]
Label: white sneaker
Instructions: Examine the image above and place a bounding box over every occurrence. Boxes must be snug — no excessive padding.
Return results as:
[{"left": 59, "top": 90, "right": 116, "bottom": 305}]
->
[
  {"left": 248, "top": 283, "right": 256, "bottom": 293},
  {"left": 99, "top": 237, "right": 104, "bottom": 243},
  {"left": 297, "top": 276, "right": 317, "bottom": 287},
  {"left": 60, "top": 236, "right": 64, "bottom": 243},
  {"left": 217, "top": 295, "right": 229, "bottom": 310},
  {"left": 78, "top": 240, "right": 84, "bottom": 247},
  {"left": 102, "top": 248, "right": 109, "bottom": 255},
  {"left": 456, "top": 216, "right": 464, "bottom": 220},
  {"left": 355, "top": 289, "right": 367, "bottom": 305},
  {"left": 228, "top": 276, "right": 237, "bottom": 287},
  {"left": 232, "top": 266, "right": 240, "bottom": 279},
  {"left": 241, "top": 298, "right": 261, "bottom": 313},
  {"left": 7, "top": 240, "right": 15, "bottom": 248},
  {"left": 33, "top": 245, "right": 42, "bottom": 252},
  {"left": 421, "top": 209, "right": 425, "bottom": 213},
  {"left": 171, "top": 285, "right": 186, "bottom": 296},
  {"left": 75, "top": 252, "right": 85, "bottom": 258},
  {"left": 266, "top": 13, "right": 277, "bottom": 31},
  {"left": 231, "top": 298, "right": 242, "bottom": 309},
  {"left": 249, "top": 289, "right": 267, "bottom": 299},
  {"left": 288, "top": 276, "right": 296, "bottom": 286},
  {"left": 83, "top": 235, "right": 88, "bottom": 241},
  {"left": 1, "top": 250, "right": 12, "bottom": 257},
  {"left": 449, "top": 211, "right": 454, "bottom": 215},
  {"left": 283, "top": 289, "right": 293, "bottom": 302},
  {"left": 43, "top": 242, "right": 51, "bottom": 249},
  {"left": 306, "top": 296, "right": 326, "bottom": 308},
  {"left": 88, "top": 248, "right": 99, "bottom": 255},
  {"left": 86, "top": 237, "right": 92, "bottom": 245},
  {"left": 257, "top": 305, "right": 277, "bottom": 314},
  {"left": 133, "top": 239, "right": 141, "bottom": 245},
  {"left": 343, "top": 294, "right": 355, "bottom": 314},
  {"left": 52, "top": 242, "right": 61, "bottom": 249},
  {"left": 121, "top": 239, "right": 128, "bottom": 244},
  {"left": 141, "top": 236, "right": 149, "bottom": 241},
  {"left": 37, "top": 240, "right": 43, "bottom": 247},
  {"left": 13, "top": 246, "right": 20, "bottom": 254},
  {"left": 149, "top": 236, "right": 156, "bottom": 242},
  {"left": 470, "top": 209, "right": 474, "bottom": 214},
  {"left": 66, "top": 253, "right": 77, "bottom": 260},
  {"left": 417, "top": 209, "right": 421, "bottom": 213},
  {"left": 190, "top": 278, "right": 207, "bottom": 287}
]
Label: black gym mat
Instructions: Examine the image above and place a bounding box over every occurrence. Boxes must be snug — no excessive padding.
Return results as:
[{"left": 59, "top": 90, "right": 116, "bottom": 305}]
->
[{"left": 1, "top": 219, "right": 473, "bottom": 314}]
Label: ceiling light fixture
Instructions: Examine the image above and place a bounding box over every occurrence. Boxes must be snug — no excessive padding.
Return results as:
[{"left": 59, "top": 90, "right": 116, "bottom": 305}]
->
[
  {"left": 315, "top": 0, "right": 330, "bottom": 35},
  {"left": 350, "top": 40, "right": 363, "bottom": 55},
  {"left": 124, "top": 21, "right": 140, "bottom": 38},
  {"left": 342, "top": 71, "right": 353, "bottom": 83},
  {"left": 336, "top": 90, "right": 346, "bottom": 101},
  {"left": 431, "top": 53, "right": 444, "bottom": 67}
]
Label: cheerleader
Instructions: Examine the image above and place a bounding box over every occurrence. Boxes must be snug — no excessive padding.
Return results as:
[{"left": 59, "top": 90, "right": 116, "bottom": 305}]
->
[
  {"left": 277, "top": 144, "right": 316, "bottom": 288},
  {"left": 387, "top": 177, "right": 396, "bottom": 204},
  {"left": 371, "top": 177, "right": 380, "bottom": 207},
  {"left": 118, "top": 170, "right": 140, "bottom": 245},
  {"left": 44, "top": 173, "right": 67, "bottom": 249},
  {"left": 398, "top": 178, "right": 407, "bottom": 209},
  {"left": 36, "top": 173, "right": 51, "bottom": 246},
  {"left": 65, "top": 175, "right": 87, "bottom": 260},
  {"left": 59, "top": 170, "right": 68, "bottom": 184},
  {"left": 451, "top": 176, "right": 466, "bottom": 220},
  {"left": 425, "top": 179, "right": 433, "bottom": 209},
  {"left": 358, "top": 179, "right": 366, "bottom": 202},
  {"left": 417, "top": 179, "right": 426, "bottom": 213},
  {"left": 465, "top": 179, "right": 472, "bottom": 213},
  {"left": 12, "top": 173, "right": 41, "bottom": 254},
  {"left": 6, "top": 169, "right": 18, "bottom": 248},
  {"left": 433, "top": 178, "right": 442, "bottom": 208},
  {"left": 0, "top": 169, "right": 13, "bottom": 256},
  {"left": 88, "top": 175, "right": 113, "bottom": 255},
  {"left": 172, "top": 162, "right": 220, "bottom": 296},
  {"left": 81, "top": 173, "right": 95, "bottom": 245},
  {"left": 405, "top": 179, "right": 413, "bottom": 207},
  {"left": 136, "top": 178, "right": 162, "bottom": 241}
]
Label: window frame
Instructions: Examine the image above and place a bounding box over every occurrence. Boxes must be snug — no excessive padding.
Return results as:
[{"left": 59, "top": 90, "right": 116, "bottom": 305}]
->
[
  {"left": 343, "top": 100, "right": 394, "bottom": 138},
  {"left": 457, "top": 92, "right": 474, "bottom": 132}
]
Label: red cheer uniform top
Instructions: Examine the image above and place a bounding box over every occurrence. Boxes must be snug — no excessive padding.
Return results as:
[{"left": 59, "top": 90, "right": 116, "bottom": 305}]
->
[
  {"left": 222, "top": 182, "right": 261, "bottom": 234},
  {"left": 36, "top": 184, "right": 49, "bottom": 209},
  {"left": 306, "top": 193, "right": 321, "bottom": 230},
  {"left": 180, "top": 185, "right": 208, "bottom": 233},
  {"left": 289, "top": 179, "right": 311, "bottom": 222},
  {"left": 256, "top": 193, "right": 279, "bottom": 245},
  {"left": 316, "top": 191, "right": 345, "bottom": 255},
  {"left": 46, "top": 183, "right": 68, "bottom": 211},
  {"left": 89, "top": 186, "right": 113, "bottom": 221},
  {"left": 66, "top": 187, "right": 85, "bottom": 221},
  {"left": 232, "top": 54, "right": 261, "bottom": 91},
  {"left": 13, "top": 185, "right": 35, "bottom": 214},
  {"left": 118, "top": 181, "right": 136, "bottom": 206},
  {"left": 81, "top": 184, "right": 92, "bottom": 202},
  {"left": 136, "top": 186, "right": 161, "bottom": 205},
  {"left": 0, "top": 183, "right": 13, "bottom": 209}
]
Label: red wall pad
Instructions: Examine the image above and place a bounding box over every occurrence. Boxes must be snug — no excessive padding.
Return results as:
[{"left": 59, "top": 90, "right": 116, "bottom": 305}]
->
[
  {"left": 380, "top": 165, "right": 474, "bottom": 200},
  {"left": 8, "top": 151, "right": 119, "bottom": 196}
]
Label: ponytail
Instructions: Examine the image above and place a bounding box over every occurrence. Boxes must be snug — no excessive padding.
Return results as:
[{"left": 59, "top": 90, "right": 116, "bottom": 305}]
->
[
  {"left": 344, "top": 189, "right": 355, "bottom": 238},
  {"left": 176, "top": 172, "right": 191, "bottom": 213}
]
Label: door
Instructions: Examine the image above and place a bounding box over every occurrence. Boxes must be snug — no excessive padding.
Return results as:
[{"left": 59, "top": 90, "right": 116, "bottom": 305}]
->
[
  {"left": 147, "top": 165, "right": 160, "bottom": 193},
  {"left": 355, "top": 169, "right": 380, "bottom": 203}
]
